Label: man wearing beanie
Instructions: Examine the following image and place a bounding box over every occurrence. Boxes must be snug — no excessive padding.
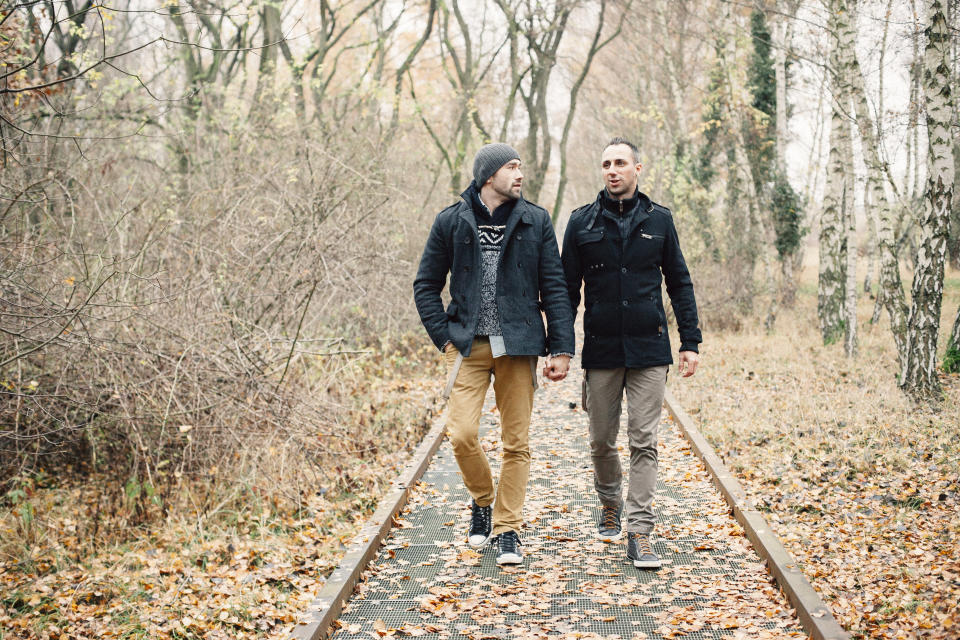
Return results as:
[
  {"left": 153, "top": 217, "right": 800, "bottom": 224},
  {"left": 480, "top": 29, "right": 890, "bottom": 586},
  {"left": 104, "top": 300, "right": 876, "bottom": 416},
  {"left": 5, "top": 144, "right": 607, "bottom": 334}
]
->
[{"left": 414, "top": 143, "right": 575, "bottom": 566}]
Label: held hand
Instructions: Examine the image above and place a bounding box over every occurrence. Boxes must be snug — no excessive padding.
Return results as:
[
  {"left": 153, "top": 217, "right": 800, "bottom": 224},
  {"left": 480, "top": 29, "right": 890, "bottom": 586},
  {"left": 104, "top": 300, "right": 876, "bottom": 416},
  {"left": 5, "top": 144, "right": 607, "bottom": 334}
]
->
[
  {"left": 678, "top": 351, "right": 699, "bottom": 377},
  {"left": 543, "top": 354, "right": 571, "bottom": 381}
]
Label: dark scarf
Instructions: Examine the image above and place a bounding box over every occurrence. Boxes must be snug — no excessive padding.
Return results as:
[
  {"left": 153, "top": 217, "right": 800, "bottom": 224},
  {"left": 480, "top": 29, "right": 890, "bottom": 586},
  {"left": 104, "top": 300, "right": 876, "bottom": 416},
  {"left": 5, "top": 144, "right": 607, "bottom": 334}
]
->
[{"left": 465, "top": 180, "right": 517, "bottom": 226}]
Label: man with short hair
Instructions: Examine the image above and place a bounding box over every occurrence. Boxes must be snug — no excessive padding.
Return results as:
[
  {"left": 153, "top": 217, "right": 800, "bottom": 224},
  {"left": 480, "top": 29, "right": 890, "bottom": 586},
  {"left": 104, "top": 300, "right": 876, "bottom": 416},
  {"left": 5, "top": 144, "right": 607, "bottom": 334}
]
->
[
  {"left": 561, "top": 137, "right": 701, "bottom": 569},
  {"left": 414, "top": 143, "right": 574, "bottom": 566}
]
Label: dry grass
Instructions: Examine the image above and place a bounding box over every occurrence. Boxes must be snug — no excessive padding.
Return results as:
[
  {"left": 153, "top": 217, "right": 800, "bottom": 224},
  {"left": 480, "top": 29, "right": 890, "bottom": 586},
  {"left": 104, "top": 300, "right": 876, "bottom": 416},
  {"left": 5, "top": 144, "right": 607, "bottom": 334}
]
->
[
  {"left": 669, "top": 266, "right": 960, "bottom": 639},
  {"left": 0, "top": 340, "right": 443, "bottom": 640}
]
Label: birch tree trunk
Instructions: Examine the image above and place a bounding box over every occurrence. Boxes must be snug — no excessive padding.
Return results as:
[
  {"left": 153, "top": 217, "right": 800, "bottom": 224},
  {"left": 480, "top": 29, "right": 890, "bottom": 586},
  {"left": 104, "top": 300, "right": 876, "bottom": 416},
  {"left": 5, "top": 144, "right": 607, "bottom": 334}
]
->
[
  {"left": 844, "top": 154, "right": 858, "bottom": 357},
  {"left": 836, "top": 0, "right": 910, "bottom": 368},
  {"left": 900, "top": 0, "right": 955, "bottom": 401},
  {"left": 837, "top": 2, "right": 856, "bottom": 354},
  {"left": 949, "top": 0, "right": 960, "bottom": 268},
  {"left": 818, "top": 3, "right": 849, "bottom": 345}
]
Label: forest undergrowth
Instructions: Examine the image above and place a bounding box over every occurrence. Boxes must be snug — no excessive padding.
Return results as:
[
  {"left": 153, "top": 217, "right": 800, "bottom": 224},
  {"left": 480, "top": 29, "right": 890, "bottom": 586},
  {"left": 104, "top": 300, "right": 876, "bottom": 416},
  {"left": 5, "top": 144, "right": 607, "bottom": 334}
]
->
[
  {"left": 3, "top": 266, "right": 958, "bottom": 640},
  {"left": 671, "top": 267, "right": 960, "bottom": 639},
  {"left": 0, "top": 336, "right": 443, "bottom": 640}
]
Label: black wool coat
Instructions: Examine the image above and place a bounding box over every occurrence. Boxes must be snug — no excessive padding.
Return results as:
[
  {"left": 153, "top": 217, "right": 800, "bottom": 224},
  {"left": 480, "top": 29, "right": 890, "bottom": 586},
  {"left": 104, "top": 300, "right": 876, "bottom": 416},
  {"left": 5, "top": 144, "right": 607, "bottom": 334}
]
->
[
  {"left": 561, "top": 189, "right": 701, "bottom": 370},
  {"left": 413, "top": 185, "right": 575, "bottom": 358}
]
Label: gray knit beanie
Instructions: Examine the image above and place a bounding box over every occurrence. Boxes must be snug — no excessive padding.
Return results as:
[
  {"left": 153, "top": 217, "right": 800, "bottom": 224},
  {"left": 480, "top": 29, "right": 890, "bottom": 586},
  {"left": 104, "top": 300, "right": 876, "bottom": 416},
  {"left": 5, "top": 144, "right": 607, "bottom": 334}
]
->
[{"left": 472, "top": 143, "right": 521, "bottom": 187}]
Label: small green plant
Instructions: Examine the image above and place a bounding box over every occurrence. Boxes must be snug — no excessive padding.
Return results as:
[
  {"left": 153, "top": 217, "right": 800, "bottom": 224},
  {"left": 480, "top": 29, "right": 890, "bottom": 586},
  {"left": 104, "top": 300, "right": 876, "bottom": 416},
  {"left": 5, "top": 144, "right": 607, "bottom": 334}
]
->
[
  {"left": 5, "top": 480, "right": 37, "bottom": 543},
  {"left": 943, "top": 343, "right": 960, "bottom": 373}
]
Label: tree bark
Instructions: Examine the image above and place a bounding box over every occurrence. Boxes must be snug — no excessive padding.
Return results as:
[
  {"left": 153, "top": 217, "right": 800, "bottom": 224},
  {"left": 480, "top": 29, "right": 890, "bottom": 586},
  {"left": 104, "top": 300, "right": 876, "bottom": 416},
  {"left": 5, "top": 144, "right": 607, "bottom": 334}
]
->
[
  {"left": 818, "top": 3, "right": 848, "bottom": 345},
  {"left": 949, "top": 0, "right": 960, "bottom": 268},
  {"left": 837, "top": 0, "right": 910, "bottom": 368},
  {"left": 843, "top": 143, "right": 858, "bottom": 357},
  {"left": 900, "top": 0, "right": 954, "bottom": 402},
  {"left": 252, "top": 1, "right": 283, "bottom": 108}
]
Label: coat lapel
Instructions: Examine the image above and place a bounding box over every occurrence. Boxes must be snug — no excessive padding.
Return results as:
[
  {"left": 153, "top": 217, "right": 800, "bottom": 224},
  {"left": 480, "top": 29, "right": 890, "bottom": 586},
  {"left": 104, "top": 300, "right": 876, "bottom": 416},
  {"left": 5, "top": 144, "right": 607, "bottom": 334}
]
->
[{"left": 503, "top": 198, "right": 533, "bottom": 246}]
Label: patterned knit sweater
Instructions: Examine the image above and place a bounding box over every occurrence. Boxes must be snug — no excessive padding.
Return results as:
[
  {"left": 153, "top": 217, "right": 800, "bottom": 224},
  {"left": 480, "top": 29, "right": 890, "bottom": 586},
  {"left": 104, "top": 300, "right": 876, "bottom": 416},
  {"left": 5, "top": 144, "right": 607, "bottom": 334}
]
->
[{"left": 467, "top": 186, "right": 515, "bottom": 337}]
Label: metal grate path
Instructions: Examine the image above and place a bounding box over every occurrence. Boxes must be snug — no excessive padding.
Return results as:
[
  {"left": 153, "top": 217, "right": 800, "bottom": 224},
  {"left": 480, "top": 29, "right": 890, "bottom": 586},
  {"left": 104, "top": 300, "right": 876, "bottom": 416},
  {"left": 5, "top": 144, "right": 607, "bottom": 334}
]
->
[{"left": 328, "top": 362, "right": 806, "bottom": 639}]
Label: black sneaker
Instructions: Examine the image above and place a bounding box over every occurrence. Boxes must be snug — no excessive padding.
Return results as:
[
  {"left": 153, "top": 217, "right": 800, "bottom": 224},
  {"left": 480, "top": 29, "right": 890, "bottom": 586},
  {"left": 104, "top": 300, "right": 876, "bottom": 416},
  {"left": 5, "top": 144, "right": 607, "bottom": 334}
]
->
[
  {"left": 627, "top": 532, "right": 661, "bottom": 569},
  {"left": 468, "top": 499, "right": 492, "bottom": 547},
  {"left": 495, "top": 530, "right": 523, "bottom": 565},
  {"left": 597, "top": 503, "right": 623, "bottom": 541}
]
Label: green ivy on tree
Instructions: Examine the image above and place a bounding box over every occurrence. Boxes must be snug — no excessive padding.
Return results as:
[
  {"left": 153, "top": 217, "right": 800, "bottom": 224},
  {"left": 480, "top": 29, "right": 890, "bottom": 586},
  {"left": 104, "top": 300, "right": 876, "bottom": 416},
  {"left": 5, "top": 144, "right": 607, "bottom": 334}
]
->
[{"left": 747, "top": 8, "right": 803, "bottom": 262}]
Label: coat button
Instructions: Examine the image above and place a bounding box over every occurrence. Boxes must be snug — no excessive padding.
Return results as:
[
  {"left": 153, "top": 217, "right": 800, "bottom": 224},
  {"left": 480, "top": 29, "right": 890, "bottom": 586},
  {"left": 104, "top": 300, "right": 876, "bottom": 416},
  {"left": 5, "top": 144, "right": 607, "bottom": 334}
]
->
[
  {"left": 621, "top": 267, "right": 627, "bottom": 274},
  {"left": 622, "top": 300, "right": 628, "bottom": 307},
  {"left": 517, "top": 261, "right": 522, "bottom": 268}
]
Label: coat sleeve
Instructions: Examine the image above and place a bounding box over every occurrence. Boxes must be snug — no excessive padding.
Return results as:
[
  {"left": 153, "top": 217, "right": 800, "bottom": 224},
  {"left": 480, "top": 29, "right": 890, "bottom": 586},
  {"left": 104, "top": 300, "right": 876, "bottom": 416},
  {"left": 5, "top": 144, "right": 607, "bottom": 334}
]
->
[
  {"left": 560, "top": 215, "right": 582, "bottom": 319},
  {"left": 661, "top": 213, "right": 702, "bottom": 353},
  {"left": 413, "top": 214, "right": 452, "bottom": 351},
  {"left": 538, "top": 216, "right": 576, "bottom": 356}
]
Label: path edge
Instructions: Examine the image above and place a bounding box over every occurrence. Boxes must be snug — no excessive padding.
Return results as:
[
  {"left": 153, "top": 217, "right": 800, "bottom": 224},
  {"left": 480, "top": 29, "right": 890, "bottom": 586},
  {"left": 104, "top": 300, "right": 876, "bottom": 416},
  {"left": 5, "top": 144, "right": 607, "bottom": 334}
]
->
[
  {"left": 663, "top": 388, "right": 849, "bottom": 640},
  {"left": 290, "top": 411, "right": 448, "bottom": 640}
]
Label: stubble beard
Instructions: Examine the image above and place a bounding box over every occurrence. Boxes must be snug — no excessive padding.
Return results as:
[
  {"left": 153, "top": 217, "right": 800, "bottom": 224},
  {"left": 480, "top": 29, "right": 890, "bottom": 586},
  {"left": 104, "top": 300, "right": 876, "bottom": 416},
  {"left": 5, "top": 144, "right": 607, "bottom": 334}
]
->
[{"left": 495, "top": 183, "right": 521, "bottom": 201}]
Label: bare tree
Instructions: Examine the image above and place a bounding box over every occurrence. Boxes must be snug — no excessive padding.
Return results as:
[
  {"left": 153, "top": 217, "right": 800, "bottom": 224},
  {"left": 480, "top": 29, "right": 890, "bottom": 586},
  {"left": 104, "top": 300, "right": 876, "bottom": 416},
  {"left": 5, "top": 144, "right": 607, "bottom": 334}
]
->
[
  {"left": 278, "top": 0, "right": 382, "bottom": 125},
  {"left": 410, "top": 0, "right": 506, "bottom": 194},
  {"left": 552, "top": 0, "right": 629, "bottom": 223},
  {"left": 831, "top": 0, "right": 910, "bottom": 368},
  {"left": 900, "top": 0, "right": 955, "bottom": 401},
  {"left": 385, "top": 0, "right": 437, "bottom": 140},
  {"left": 495, "top": 0, "right": 576, "bottom": 203}
]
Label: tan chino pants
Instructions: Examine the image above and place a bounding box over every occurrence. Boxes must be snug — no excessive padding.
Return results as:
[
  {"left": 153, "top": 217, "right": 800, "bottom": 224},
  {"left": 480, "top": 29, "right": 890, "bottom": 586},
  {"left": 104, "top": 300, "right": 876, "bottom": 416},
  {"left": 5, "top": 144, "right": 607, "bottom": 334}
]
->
[{"left": 444, "top": 338, "right": 536, "bottom": 536}]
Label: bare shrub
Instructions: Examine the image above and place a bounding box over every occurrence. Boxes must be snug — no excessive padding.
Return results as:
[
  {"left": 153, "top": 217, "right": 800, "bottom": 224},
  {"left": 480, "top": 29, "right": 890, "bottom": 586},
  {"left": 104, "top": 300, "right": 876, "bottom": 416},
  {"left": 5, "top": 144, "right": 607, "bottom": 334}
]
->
[{"left": 0, "top": 97, "right": 432, "bottom": 543}]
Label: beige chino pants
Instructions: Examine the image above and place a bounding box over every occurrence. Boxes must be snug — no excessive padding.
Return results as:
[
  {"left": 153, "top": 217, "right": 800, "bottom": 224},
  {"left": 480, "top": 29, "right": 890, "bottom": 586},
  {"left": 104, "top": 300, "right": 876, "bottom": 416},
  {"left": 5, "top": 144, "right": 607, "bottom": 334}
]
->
[
  {"left": 444, "top": 338, "right": 536, "bottom": 536},
  {"left": 583, "top": 365, "right": 668, "bottom": 534}
]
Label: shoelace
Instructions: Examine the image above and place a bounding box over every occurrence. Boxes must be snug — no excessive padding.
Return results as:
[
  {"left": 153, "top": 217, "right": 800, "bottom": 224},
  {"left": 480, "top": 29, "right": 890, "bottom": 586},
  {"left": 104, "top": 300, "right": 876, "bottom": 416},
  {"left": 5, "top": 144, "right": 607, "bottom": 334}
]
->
[
  {"left": 601, "top": 506, "right": 619, "bottom": 530},
  {"left": 632, "top": 533, "right": 653, "bottom": 555},
  {"left": 470, "top": 503, "right": 490, "bottom": 534},
  {"left": 499, "top": 532, "right": 519, "bottom": 552}
]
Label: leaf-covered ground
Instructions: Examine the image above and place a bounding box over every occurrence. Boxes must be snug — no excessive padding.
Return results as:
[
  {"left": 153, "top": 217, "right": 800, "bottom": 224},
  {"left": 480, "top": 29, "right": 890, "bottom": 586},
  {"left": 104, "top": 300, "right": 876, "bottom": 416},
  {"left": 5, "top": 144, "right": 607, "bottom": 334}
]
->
[
  {"left": 321, "top": 356, "right": 807, "bottom": 640},
  {"left": 4, "top": 277, "right": 957, "bottom": 639},
  {"left": 0, "top": 352, "right": 442, "bottom": 640},
  {"left": 669, "top": 286, "right": 960, "bottom": 639}
]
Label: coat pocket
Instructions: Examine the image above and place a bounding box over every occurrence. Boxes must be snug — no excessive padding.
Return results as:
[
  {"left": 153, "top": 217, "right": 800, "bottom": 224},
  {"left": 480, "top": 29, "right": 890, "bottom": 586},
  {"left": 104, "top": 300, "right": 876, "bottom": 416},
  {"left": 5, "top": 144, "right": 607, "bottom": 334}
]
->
[{"left": 576, "top": 229, "right": 604, "bottom": 245}]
